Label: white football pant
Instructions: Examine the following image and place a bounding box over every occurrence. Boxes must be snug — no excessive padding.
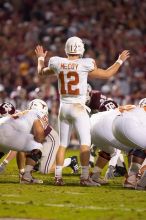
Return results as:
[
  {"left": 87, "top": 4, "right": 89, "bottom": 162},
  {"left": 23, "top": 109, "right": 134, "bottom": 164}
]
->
[
  {"left": 59, "top": 103, "right": 91, "bottom": 147},
  {"left": 39, "top": 128, "right": 59, "bottom": 174},
  {"left": 113, "top": 115, "right": 146, "bottom": 149}
]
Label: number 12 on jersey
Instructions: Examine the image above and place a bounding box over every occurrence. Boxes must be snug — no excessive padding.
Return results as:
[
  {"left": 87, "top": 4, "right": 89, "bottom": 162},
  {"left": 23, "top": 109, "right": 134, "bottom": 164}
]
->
[{"left": 59, "top": 71, "right": 79, "bottom": 95}]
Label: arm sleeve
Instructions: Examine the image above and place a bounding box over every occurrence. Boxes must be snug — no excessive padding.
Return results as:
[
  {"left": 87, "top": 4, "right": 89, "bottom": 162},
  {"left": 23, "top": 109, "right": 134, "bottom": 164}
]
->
[
  {"left": 84, "top": 58, "right": 96, "bottom": 72},
  {"left": 48, "top": 56, "right": 60, "bottom": 73}
]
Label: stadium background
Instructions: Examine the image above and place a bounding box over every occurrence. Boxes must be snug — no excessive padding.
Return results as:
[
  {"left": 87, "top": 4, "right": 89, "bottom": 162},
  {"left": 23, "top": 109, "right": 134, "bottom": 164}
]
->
[
  {"left": 0, "top": 1, "right": 146, "bottom": 220},
  {"left": 0, "top": 0, "right": 146, "bottom": 133}
]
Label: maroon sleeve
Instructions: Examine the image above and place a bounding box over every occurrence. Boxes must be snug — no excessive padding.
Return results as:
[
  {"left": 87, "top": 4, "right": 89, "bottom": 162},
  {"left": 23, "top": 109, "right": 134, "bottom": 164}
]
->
[{"left": 44, "top": 125, "right": 52, "bottom": 137}]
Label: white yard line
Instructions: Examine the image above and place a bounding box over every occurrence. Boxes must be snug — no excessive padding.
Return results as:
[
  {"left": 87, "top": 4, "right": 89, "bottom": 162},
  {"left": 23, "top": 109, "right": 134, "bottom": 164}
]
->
[
  {"left": 0, "top": 219, "right": 38, "bottom": 220},
  {"left": 53, "top": 191, "right": 87, "bottom": 195},
  {"left": 0, "top": 200, "right": 146, "bottom": 212},
  {"left": 0, "top": 194, "right": 20, "bottom": 197}
]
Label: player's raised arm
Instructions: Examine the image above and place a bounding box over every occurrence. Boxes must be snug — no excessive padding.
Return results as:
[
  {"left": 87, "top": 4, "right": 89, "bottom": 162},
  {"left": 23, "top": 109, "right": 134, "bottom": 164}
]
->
[
  {"left": 89, "top": 50, "right": 130, "bottom": 79},
  {"left": 35, "top": 45, "right": 55, "bottom": 76}
]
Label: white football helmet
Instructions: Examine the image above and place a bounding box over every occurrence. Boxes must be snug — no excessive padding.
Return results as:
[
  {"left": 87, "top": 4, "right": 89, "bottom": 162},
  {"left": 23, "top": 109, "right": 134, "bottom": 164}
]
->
[
  {"left": 65, "top": 36, "right": 85, "bottom": 57},
  {"left": 139, "top": 98, "right": 146, "bottom": 107},
  {"left": 28, "top": 99, "right": 48, "bottom": 114}
]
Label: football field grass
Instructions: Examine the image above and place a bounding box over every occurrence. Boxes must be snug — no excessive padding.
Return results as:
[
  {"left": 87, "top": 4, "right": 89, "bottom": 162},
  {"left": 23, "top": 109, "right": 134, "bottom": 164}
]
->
[{"left": 0, "top": 150, "right": 146, "bottom": 220}]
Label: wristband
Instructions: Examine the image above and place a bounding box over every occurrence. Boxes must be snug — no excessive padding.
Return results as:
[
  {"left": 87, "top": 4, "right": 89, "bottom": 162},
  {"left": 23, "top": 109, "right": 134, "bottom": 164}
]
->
[
  {"left": 116, "top": 59, "right": 123, "bottom": 65},
  {"left": 38, "top": 56, "right": 45, "bottom": 61}
]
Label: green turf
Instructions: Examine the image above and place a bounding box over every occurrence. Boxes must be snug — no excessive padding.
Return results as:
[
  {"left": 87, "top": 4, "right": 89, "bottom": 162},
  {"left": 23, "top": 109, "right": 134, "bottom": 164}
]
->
[{"left": 0, "top": 150, "right": 146, "bottom": 220}]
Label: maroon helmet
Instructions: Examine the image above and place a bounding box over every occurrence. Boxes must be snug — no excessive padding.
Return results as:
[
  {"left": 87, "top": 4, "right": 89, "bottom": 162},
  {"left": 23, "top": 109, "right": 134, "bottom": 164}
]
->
[
  {"left": 99, "top": 99, "right": 118, "bottom": 112},
  {"left": 87, "top": 90, "right": 107, "bottom": 111},
  {"left": 0, "top": 102, "right": 16, "bottom": 116}
]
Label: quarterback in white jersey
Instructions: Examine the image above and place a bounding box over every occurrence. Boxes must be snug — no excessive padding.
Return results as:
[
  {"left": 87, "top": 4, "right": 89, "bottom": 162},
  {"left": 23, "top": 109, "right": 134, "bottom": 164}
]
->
[{"left": 35, "top": 36, "right": 130, "bottom": 186}]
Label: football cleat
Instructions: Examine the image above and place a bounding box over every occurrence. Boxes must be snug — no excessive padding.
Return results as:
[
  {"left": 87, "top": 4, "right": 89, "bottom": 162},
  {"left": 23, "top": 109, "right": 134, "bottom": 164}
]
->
[
  {"left": 20, "top": 173, "right": 43, "bottom": 184},
  {"left": 54, "top": 177, "right": 65, "bottom": 186},
  {"left": 69, "top": 156, "right": 79, "bottom": 174},
  {"left": 80, "top": 177, "right": 100, "bottom": 186},
  {"left": 135, "top": 170, "right": 146, "bottom": 190},
  {"left": 123, "top": 174, "right": 137, "bottom": 189},
  {"left": 91, "top": 172, "right": 108, "bottom": 185},
  {"left": 135, "top": 184, "right": 146, "bottom": 191}
]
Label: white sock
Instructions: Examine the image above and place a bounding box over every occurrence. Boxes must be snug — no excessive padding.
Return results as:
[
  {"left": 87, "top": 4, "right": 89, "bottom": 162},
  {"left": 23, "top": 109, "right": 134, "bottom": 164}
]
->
[
  {"left": 81, "top": 166, "right": 89, "bottom": 179},
  {"left": 93, "top": 166, "right": 102, "bottom": 174},
  {"left": 89, "top": 155, "right": 94, "bottom": 163},
  {"left": 63, "top": 158, "right": 71, "bottom": 167},
  {"left": 128, "top": 162, "right": 141, "bottom": 176},
  {"left": 55, "top": 166, "right": 63, "bottom": 178},
  {"left": 19, "top": 168, "right": 25, "bottom": 174},
  {"left": 25, "top": 165, "right": 33, "bottom": 172},
  {"left": 23, "top": 165, "right": 33, "bottom": 179}
]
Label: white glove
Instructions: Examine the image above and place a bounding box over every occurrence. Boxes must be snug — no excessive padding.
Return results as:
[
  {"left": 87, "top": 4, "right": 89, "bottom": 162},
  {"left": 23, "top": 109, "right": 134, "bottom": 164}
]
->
[
  {"left": 105, "top": 165, "right": 115, "bottom": 180},
  {"left": 0, "top": 161, "right": 8, "bottom": 173}
]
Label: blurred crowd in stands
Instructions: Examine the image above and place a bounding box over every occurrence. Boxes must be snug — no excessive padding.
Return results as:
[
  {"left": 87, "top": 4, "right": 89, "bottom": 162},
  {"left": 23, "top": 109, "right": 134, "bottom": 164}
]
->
[{"left": 0, "top": 0, "right": 146, "bottom": 134}]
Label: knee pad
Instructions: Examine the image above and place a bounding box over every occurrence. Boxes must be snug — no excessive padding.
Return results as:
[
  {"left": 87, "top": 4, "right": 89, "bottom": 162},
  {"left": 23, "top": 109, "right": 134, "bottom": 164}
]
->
[
  {"left": 132, "top": 149, "right": 146, "bottom": 159},
  {"left": 27, "top": 149, "right": 42, "bottom": 162},
  {"left": 0, "top": 152, "right": 4, "bottom": 159},
  {"left": 98, "top": 151, "right": 111, "bottom": 161}
]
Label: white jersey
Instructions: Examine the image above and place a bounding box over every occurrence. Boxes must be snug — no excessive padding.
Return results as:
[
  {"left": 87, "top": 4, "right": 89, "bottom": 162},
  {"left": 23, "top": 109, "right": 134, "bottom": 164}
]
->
[
  {"left": 0, "top": 110, "right": 48, "bottom": 134},
  {"left": 0, "top": 115, "right": 11, "bottom": 125},
  {"left": 48, "top": 56, "right": 95, "bottom": 104}
]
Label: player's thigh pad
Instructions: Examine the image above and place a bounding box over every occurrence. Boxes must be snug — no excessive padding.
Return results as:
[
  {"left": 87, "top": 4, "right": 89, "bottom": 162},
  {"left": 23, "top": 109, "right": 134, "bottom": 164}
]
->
[
  {"left": 74, "top": 109, "right": 91, "bottom": 146},
  {"left": 39, "top": 129, "right": 59, "bottom": 174},
  {"left": 59, "top": 119, "right": 72, "bottom": 147}
]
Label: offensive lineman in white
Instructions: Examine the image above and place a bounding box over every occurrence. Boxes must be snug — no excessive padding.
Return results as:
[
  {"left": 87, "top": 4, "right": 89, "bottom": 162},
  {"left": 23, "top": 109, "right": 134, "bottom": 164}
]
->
[
  {"left": 35, "top": 36, "right": 130, "bottom": 186},
  {"left": 90, "top": 100, "right": 131, "bottom": 184},
  {"left": 0, "top": 99, "right": 49, "bottom": 183},
  {"left": 0, "top": 100, "right": 78, "bottom": 178},
  {"left": 113, "top": 101, "right": 146, "bottom": 188}
]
